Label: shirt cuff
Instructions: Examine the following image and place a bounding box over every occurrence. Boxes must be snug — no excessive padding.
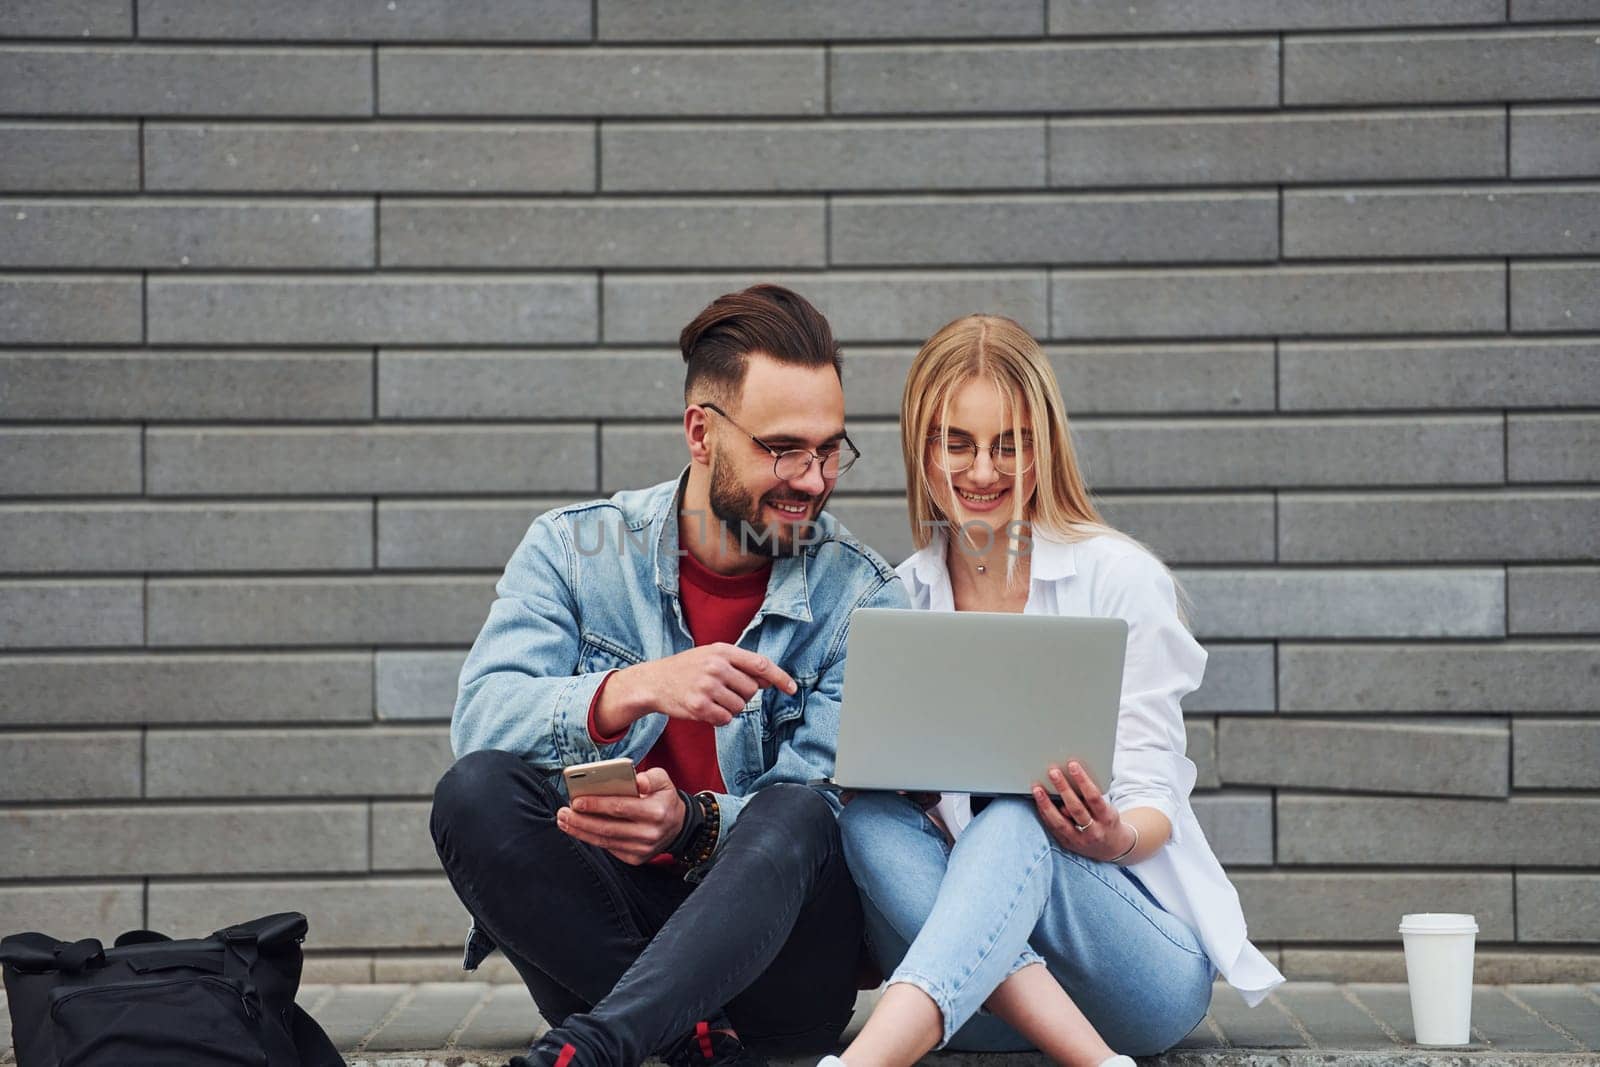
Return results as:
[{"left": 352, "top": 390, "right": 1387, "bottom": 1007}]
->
[{"left": 586, "top": 669, "right": 627, "bottom": 745}]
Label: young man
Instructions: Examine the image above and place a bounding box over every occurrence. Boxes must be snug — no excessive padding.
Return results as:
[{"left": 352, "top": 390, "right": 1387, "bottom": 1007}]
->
[{"left": 430, "top": 285, "right": 907, "bottom": 1066}]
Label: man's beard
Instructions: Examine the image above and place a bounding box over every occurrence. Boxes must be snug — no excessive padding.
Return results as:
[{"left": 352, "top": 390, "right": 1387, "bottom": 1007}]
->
[{"left": 707, "top": 447, "right": 829, "bottom": 557}]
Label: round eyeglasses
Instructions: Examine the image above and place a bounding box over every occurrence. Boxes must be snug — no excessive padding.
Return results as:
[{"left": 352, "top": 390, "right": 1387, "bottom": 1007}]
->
[
  {"left": 701, "top": 403, "right": 860, "bottom": 480},
  {"left": 928, "top": 434, "right": 1035, "bottom": 477}
]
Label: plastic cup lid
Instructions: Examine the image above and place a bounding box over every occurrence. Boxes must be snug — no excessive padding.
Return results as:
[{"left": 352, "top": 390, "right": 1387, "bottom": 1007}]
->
[{"left": 1399, "top": 913, "right": 1479, "bottom": 934}]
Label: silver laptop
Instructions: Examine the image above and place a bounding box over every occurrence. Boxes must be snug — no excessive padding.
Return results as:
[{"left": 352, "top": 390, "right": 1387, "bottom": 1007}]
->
[{"left": 830, "top": 607, "right": 1128, "bottom": 796}]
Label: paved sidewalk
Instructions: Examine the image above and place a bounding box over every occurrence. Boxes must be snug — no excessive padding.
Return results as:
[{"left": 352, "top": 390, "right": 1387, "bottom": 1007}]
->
[{"left": 4, "top": 982, "right": 1599, "bottom": 1065}]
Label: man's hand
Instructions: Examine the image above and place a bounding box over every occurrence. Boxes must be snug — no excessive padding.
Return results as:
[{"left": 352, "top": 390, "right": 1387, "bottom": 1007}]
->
[
  {"left": 594, "top": 642, "right": 797, "bottom": 736},
  {"left": 556, "top": 767, "right": 689, "bottom": 865}
]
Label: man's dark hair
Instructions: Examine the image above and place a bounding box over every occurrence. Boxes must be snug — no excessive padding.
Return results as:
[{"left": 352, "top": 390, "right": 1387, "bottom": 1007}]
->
[{"left": 680, "top": 284, "right": 842, "bottom": 405}]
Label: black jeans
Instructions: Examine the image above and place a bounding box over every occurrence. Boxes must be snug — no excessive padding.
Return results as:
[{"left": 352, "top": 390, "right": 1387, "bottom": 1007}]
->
[{"left": 430, "top": 749, "right": 864, "bottom": 1065}]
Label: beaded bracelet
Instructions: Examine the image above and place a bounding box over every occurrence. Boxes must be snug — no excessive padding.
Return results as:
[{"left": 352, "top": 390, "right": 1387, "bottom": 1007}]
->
[{"left": 678, "top": 791, "right": 721, "bottom": 872}]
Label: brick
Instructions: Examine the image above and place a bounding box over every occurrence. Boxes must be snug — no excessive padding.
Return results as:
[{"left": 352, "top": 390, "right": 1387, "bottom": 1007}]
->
[
  {"left": 1513, "top": 263, "right": 1600, "bottom": 332},
  {"left": 378, "top": 498, "right": 568, "bottom": 570},
  {"left": 1048, "top": 0, "right": 1505, "bottom": 33},
  {"left": 1510, "top": 567, "right": 1600, "bottom": 635},
  {"left": 366, "top": 982, "right": 487, "bottom": 1051},
  {"left": 0, "top": 427, "right": 141, "bottom": 495},
  {"left": 1511, "top": 414, "right": 1600, "bottom": 483},
  {"left": 1205, "top": 987, "right": 1304, "bottom": 1048},
  {"left": 298, "top": 958, "right": 372, "bottom": 984},
  {"left": 1286, "top": 30, "right": 1600, "bottom": 105},
  {"left": 1050, "top": 109, "right": 1505, "bottom": 187},
  {"left": 1070, "top": 416, "right": 1503, "bottom": 490},
  {"left": 1278, "top": 796, "right": 1600, "bottom": 866},
  {"left": 1512, "top": 0, "right": 1600, "bottom": 17},
  {"left": 1219, "top": 718, "right": 1510, "bottom": 798},
  {"left": 146, "top": 575, "right": 495, "bottom": 647},
  {"left": 1, "top": 804, "right": 367, "bottom": 877},
  {"left": 1285, "top": 185, "right": 1600, "bottom": 258},
  {"left": 603, "top": 120, "right": 1045, "bottom": 193},
  {"left": 137, "top": 0, "right": 590, "bottom": 40},
  {"left": 147, "top": 425, "right": 595, "bottom": 496},
  {"left": 372, "top": 800, "right": 439, "bottom": 870},
  {"left": 1515, "top": 721, "right": 1600, "bottom": 789},
  {"left": 1050, "top": 264, "right": 1504, "bottom": 339},
  {"left": 1507, "top": 986, "right": 1600, "bottom": 1050},
  {"left": 0, "top": 885, "right": 143, "bottom": 941},
  {"left": 379, "top": 349, "right": 681, "bottom": 419},
  {"left": 145, "top": 122, "right": 594, "bottom": 193},
  {"left": 0, "top": 123, "right": 138, "bottom": 190},
  {"left": 1237, "top": 874, "right": 1514, "bottom": 942},
  {"left": 148, "top": 877, "right": 465, "bottom": 949},
  {"left": 380, "top": 47, "right": 823, "bottom": 117},
  {"left": 1175, "top": 568, "right": 1505, "bottom": 639},
  {"left": 369, "top": 953, "right": 520, "bottom": 983},
  {"left": 1188, "top": 719, "right": 1218, "bottom": 790},
  {"left": 0, "top": 198, "right": 372, "bottom": 269},
  {"left": 3, "top": 1, "right": 130, "bottom": 37},
  {"left": 0, "top": 730, "right": 141, "bottom": 801},
  {"left": 1190, "top": 645, "right": 1275, "bottom": 713},
  {"left": 1094, "top": 493, "right": 1275, "bottom": 564},
  {"left": 307, "top": 984, "right": 408, "bottom": 1046},
  {"left": 1279, "top": 491, "right": 1600, "bottom": 562},
  {"left": 601, "top": 422, "right": 901, "bottom": 494},
  {"left": 0, "top": 349, "right": 372, "bottom": 421},
  {"left": 147, "top": 726, "right": 452, "bottom": 798},
  {"left": 1280, "top": 642, "right": 1600, "bottom": 714},
  {"left": 832, "top": 41, "right": 1277, "bottom": 115},
  {"left": 831, "top": 192, "right": 1277, "bottom": 267},
  {"left": 147, "top": 274, "right": 596, "bottom": 345},
  {"left": 603, "top": 271, "right": 1048, "bottom": 344},
  {"left": 1293, "top": 952, "right": 1600, "bottom": 983},
  {"left": 1513, "top": 107, "right": 1600, "bottom": 178},
  {"left": 0, "top": 580, "right": 143, "bottom": 650},
  {"left": 1281, "top": 338, "right": 1600, "bottom": 410},
  {"left": 0, "top": 653, "right": 371, "bottom": 727},
  {"left": 1191, "top": 792, "right": 1273, "bottom": 866},
  {"left": 0, "top": 274, "right": 141, "bottom": 344},
  {"left": 0, "top": 502, "right": 373, "bottom": 572},
  {"left": 0, "top": 45, "right": 372, "bottom": 116},
  {"left": 1471, "top": 988, "right": 1587, "bottom": 1052},
  {"left": 598, "top": 0, "right": 1042, "bottom": 40},
  {"left": 1520, "top": 875, "right": 1600, "bottom": 942},
  {"left": 382, "top": 198, "right": 824, "bottom": 269},
  {"left": 1275, "top": 985, "right": 1397, "bottom": 1051},
  {"left": 453, "top": 983, "right": 543, "bottom": 1046},
  {"left": 375, "top": 651, "right": 465, "bottom": 721}
]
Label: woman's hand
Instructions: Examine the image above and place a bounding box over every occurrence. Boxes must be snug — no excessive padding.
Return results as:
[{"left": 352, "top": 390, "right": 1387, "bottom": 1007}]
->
[{"left": 1032, "top": 760, "right": 1136, "bottom": 863}]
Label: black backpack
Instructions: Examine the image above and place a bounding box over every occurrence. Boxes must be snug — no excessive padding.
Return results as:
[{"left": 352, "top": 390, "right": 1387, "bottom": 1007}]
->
[{"left": 0, "top": 911, "right": 343, "bottom": 1067}]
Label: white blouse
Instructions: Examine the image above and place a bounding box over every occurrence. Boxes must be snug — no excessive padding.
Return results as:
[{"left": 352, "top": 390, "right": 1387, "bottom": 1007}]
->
[{"left": 897, "top": 529, "right": 1284, "bottom": 1007}]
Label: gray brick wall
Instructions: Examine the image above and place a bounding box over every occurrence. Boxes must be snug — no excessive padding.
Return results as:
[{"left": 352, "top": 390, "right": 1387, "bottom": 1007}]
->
[{"left": 0, "top": 2, "right": 1596, "bottom": 986}]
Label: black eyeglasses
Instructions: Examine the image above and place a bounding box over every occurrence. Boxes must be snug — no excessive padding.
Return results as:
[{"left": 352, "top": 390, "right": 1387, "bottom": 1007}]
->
[{"left": 700, "top": 403, "right": 860, "bottom": 481}]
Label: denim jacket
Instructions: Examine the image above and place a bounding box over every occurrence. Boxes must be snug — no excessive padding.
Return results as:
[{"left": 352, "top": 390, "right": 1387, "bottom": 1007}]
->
[{"left": 451, "top": 470, "right": 909, "bottom": 855}]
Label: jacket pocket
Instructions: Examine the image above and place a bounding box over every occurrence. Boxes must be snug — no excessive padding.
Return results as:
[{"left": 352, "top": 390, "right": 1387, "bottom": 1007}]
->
[
  {"left": 761, "top": 673, "right": 816, "bottom": 763},
  {"left": 578, "top": 631, "right": 643, "bottom": 674},
  {"left": 50, "top": 975, "right": 268, "bottom": 1066}
]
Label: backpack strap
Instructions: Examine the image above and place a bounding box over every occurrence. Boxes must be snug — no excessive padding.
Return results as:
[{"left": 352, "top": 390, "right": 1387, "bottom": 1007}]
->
[
  {"left": 0, "top": 931, "right": 63, "bottom": 973},
  {"left": 53, "top": 938, "right": 105, "bottom": 974}
]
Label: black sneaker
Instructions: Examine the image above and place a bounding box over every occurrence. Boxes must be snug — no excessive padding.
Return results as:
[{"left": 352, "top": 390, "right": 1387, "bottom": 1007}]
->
[
  {"left": 661, "top": 1017, "right": 767, "bottom": 1067},
  {"left": 507, "top": 1037, "right": 580, "bottom": 1067}
]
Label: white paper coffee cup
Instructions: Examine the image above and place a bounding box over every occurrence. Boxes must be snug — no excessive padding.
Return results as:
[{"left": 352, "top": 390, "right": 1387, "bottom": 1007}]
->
[{"left": 1399, "top": 913, "right": 1477, "bottom": 1045}]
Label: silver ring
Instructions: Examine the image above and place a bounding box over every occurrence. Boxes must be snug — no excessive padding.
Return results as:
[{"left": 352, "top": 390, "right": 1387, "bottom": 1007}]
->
[{"left": 1073, "top": 821, "right": 1090, "bottom": 833}]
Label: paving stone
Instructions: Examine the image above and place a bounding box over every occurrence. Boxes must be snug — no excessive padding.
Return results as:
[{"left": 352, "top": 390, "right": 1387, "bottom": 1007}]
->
[
  {"left": 0, "top": 652, "right": 373, "bottom": 726},
  {"left": 365, "top": 983, "right": 487, "bottom": 1052},
  {"left": 1207, "top": 986, "right": 1307, "bottom": 1048},
  {"left": 1191, "top": 792, "right": 1273, "bottom": 866},
  {"left": 147, "top": 877, "right": 466, "bottom": 950},
  {"left": 1508, "top": 986, "right": 1600, "bottom": 1050},
  {"left": 1277, "top": 796, "right": 1600, "bottom": 866},
  {"left": 1276, "top": 983, "right": 1399, "bottom": 1050},
  {"left": 1048, "top": 0, "right": 1505, "bottom": 33},
  {"left": 371, "top": 801, "right": 439, "bottom": 872},
  {"left": 311, "top": 985, "right": 411, "bottom": 1048},
  {"left": 1051, "top": 264, "right": 1504, "bottom": 339},
  {"left": 1513, "top": 263, "right": 1600, "bottom": 332},
  {"left": 148, "top": 274, "right": 597, "bottom": 346},
  {"left": 0, "top": 502, "right": 373, "bottom": 573},
  {"left": 453, "top": 983, "right": 543, "bottom": 1049},
  {"left": 598, "top": 0, "right": 1043, "bottom": 40},
  {"left": 0, "top": 349, "right": 373, "bottom": 421},
  {"left": 138, "top": 0, "right": 591, "bottom": 40},
  {"left": 0, "top": 730, "right": 141, "bottom": 801},
  {"left": 1513, "top": 107, "right": 1600, "bottom": 178},
  {"left": 376, "top": 650, "right": 468, "bottom": 722},
  {"left": 1279, "top": 642, "right": 1600, "bottom": 714},
  {"left": 1175, "top": 568, "right": 1505, "bottom": 640},
  {"left": 1219, "top": 718, "right": 1510, "bottom": 798},
  {"left": 831, "top": 40, "right": 1277, "bottom": 114},
  {"left": 0, "top": 427, "right": 141, "bottom": 496},
  {"left": 379, "top": 47, "right": 823, "bottom": 117},
  {"left": 1509, "top": 567, "right": 1600, "bottom": 635},
  {"left": 603, "top": 120, "right": 1045, "bottom": 192},
  {"left": 1190, "top": 645, "right": 1275, "bottom": 714},
  {"left": 0, "top": 45, "right": 373, "bottom": 116},
  {"left": 1280, "top": 338, "right": 1600, "bottom": 410},
  {"left": 1279, "top": 491, "right": 1600, "bottom": 563},
  {"left": 0, "top": 579, "right": 143, "bottom": 650},
  {"left": 1285, "top": 29, "right": 1600, "bottom": 105},
  {"left": 1514, "top": 721, "right": 1600, "bottom": 790},
  {"left": 0, "top": 273, "right": 141, "bottom": 343},
  {"left": 1519, "top": 875, "right": 1600, "bottom": 943},
  {"left": 1049, "top": 109, "right": 1505, "bottom": 186},
  {"left": 1235, "top": 873, "right": 1514, "bottom": 942},
  {"left": 378, "top": 499, "right": 574, "bottom": 570},
  {"left": 1510, "top": 414, "right": 1600, "bottom": 483},
  {"left": 146, "top": 726, "right": 452, "bottom": 798},
  {"left": 146, "top": 576, "right": 496, "bottom": 647},
  {"left": 0, "top": 884, "right": 144, "bottom": 941},
  {"left": 1347, "top": 984, "right": 1453, "bottom": 1047},
  {"left": 0, "top": 0, "right": 131, "bottom": 36},
  {"left": 0, "top": 122, "right": 139, "bottom": 190},
  {"left": 146, "top": 122, "right": 595, "bottom": 193},
  {"left": 1473, "top": 988, "right": 1584, "bottom": 1051},
  {"left": 830, "top": 192, "right": 1278, "bottom": 266},
  {"left": 0, "top": 197, "right": 373, "bottom": 269}
]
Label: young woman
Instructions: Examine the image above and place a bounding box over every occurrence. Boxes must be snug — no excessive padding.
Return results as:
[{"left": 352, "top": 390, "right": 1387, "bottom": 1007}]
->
[{"left": 823, "top": 315, "right": 1282, "bottom": 1067}]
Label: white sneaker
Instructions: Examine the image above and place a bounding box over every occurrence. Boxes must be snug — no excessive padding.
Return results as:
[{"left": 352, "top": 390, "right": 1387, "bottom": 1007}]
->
[
  {"left": 817, "top": 1058, "right": 847, "bottom": 1066},
  {"left": 1099, "top": 1057, "right": 1137, "bottom": 1067}
]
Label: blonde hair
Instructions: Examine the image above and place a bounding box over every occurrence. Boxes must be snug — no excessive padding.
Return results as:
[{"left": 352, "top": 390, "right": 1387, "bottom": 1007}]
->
[{"left": 901, "top": 314, "right": 1189, "bottom": 617}]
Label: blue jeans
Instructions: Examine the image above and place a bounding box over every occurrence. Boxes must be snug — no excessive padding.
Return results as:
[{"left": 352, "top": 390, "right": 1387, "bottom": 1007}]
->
[{"left": 839, "top": 793, "right": 1214, "bottom": 1056}]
